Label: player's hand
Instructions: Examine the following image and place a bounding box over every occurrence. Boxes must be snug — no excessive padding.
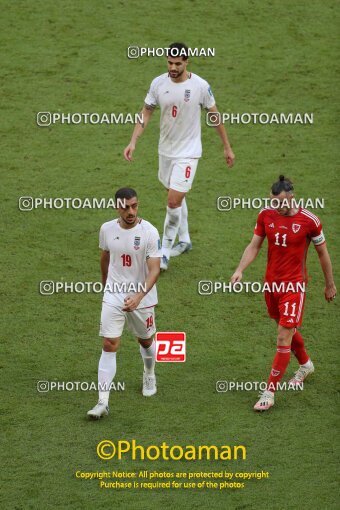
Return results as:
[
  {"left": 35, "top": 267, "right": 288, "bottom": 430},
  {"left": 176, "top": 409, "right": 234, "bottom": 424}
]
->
[
  {"left": 123, "top": 142, "right": 136, "bottom": 161},
  {"left": 325, "top": 283, "right": 336, "bottom": 302},
  {"left": 122, "top": 293, "right": 144, "bottom": 312},
  {"left": 224, "top": 147, "right": 235, "bottom": 168},
  {"left": 230, "top": 270, "right": 243, "bottom": 284}
]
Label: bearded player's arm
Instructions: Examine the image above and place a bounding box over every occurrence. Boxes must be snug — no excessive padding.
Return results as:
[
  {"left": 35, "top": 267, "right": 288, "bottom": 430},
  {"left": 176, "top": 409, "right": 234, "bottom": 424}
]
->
[
  {"left": 207, "top": 103, "right": 235, "bottom": 168},
  {"left": 314, "top": 243, "right": 336, "bottom": 302},
  {"left": 123, "top": 257, "right": 161, "bottom": 311},
  {"left": 231, "top": 234, "right": 265, "bottom": 283},
  {"left": 99, "top": 223, "right": 110, "bottom": 286},
  {"left": 123, "top": 103, "right": 155, "bottom": 161},
  {"left": 100, "top": 250, "right": 110, "bottom": 286}
]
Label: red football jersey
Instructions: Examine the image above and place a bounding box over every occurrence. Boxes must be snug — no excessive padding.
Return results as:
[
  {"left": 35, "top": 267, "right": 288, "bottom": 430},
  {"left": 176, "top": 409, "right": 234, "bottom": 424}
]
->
[{"left": 254, "top": 208, "right": 325, "bottom": 283}]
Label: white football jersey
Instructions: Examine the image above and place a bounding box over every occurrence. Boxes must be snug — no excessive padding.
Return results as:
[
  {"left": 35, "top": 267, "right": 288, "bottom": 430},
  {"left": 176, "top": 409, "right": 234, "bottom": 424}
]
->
[
  {"left": 144, "top": 72, "right": 215, "bottom": 158},
  {"left": 99, "top": 218, "right": 161, "bottom": 308}
]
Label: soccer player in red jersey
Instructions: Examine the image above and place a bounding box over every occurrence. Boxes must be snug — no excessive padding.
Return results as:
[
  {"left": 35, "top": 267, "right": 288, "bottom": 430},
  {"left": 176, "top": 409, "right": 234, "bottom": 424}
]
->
[{"left": 231, "top": 175, "right": 336, "bottom": 411}]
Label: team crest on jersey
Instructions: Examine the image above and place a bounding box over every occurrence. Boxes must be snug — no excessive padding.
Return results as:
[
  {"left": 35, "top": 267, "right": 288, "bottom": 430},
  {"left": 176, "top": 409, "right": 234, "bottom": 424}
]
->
[
  {"left": 292, "top": 223, "right": 301, "bottom": 233},
  {"left": 184, "top": 89, "right": 191, "bottom": 102},
  {"left": 134, "top": 236, "right": 141, "bottom": 250},
  {"left": 269, "top": 223, "right": 275, "bottom": 228}
]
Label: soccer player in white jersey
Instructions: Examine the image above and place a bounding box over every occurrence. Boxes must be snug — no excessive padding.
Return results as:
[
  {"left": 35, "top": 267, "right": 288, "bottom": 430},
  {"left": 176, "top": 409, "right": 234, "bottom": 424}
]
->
[
  {"left": 87, "top": 188, "right": 161, "bottom": 419},
  {"left": 124, "top": 42, "right": 235, "bottom": 270}
]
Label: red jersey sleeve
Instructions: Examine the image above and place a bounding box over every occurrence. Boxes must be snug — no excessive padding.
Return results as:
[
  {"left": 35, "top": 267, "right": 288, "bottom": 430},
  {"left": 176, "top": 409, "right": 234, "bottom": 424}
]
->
[
  {"left": 254, "top": 210, "right": 266, "bottom": 237},
  {"left": 310, "top": 220, "right": 325, "bottom": 246},
  {"left": 301, "top": 209, "right": 326, "bottom": 246}
]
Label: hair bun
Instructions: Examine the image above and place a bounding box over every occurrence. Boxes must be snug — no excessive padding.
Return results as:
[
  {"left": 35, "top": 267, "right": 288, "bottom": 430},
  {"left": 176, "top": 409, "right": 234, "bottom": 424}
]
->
[{"left": 279, "top": 175, "right": 285, "bottom": 181}]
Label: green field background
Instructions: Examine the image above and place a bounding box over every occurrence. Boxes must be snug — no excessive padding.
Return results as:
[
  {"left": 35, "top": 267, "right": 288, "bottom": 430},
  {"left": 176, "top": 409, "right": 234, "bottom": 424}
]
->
[{"left": 1, "top": 1, "right": 339, "bottom": 509}]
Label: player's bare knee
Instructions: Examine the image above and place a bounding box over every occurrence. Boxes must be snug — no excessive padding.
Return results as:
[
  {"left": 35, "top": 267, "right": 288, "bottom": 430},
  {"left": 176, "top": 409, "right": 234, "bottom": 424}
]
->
[
  {"left": 167, "top": 199, "right": 182, "bottom": 209},
  {"left": 167, "top": 189, "right": 185, "bottom": 209},
  {"left": 138, "top": 337, "right": 153, "bottom": 348},
  {"left": 277, "top": 328, "right": 293, "bottom": 346},
  {"left": 103, "top": 337, "right": 120, "bottom": 352}
]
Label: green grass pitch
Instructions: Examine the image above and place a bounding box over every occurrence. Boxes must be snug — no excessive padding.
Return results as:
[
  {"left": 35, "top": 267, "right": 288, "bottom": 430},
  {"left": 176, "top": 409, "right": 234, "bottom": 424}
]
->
[{"left": 1, "top": 0, "right": 339, "bottom": 508}]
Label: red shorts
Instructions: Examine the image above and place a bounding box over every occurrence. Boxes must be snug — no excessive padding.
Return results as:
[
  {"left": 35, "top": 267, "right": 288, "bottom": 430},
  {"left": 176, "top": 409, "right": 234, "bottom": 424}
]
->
[{"left": 264, "top": 290, "right": 306, "bottom": 328}]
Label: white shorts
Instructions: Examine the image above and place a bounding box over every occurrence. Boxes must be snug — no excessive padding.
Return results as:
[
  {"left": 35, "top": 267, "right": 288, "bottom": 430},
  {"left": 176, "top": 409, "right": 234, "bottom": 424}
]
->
[
  {"left": 99, "top": 302, "right": 156, "bottom": 339},
  {"left": 158, "top": 156, "right": 199, "bottom": 193}
]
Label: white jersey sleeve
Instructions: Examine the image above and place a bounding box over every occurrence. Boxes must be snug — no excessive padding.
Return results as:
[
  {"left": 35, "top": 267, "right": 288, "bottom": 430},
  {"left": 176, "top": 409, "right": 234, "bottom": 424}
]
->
[
  {"left": 200, "top": 81, "right": 215, "bottom": 109},
  {"left": 99, "top": 225, "right": 109, "bottom": 250},
  {"left": 146, "top": 228, "right": 162, "bottom": 259},
  {"left": 144, "top": 78, "right": 159, "bottom": 107}
]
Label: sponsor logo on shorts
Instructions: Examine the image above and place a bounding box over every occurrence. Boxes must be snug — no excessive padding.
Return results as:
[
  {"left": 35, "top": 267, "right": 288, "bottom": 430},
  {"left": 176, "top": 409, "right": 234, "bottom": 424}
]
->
[{"left": 155, "top": 332, "right": 186, "bottom": 362}]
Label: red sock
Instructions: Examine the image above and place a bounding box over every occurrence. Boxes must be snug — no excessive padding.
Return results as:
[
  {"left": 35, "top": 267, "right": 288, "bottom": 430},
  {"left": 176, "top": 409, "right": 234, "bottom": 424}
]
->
[
  {"left": 267, "top": 346, "right": 291, "bottom": 392},
  {"left": 291, "top": 331, "right": 309, "bottom": 365}
]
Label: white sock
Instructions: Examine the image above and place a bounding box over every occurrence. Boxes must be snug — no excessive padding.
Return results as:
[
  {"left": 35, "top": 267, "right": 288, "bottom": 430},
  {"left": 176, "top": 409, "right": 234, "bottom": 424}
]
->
[
  {"left": 140, "top": 341, "right": 156, "bottom": 376},
  {"left": 98, "top": 350, "right": 116, "bottom": 405},
  {"left": 301, "top": 359, "right": 312, "bottom": 368},
  {"left": 162, "top": 206, "right": 181, "bottom": 259},
  {"left": 178, "top": 198, "right": 190, "bottom": 244}
]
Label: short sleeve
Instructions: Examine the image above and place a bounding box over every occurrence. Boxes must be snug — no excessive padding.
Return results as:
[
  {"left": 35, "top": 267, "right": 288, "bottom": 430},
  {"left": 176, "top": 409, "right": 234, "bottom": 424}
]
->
[
  {"left": 144, "top": 79, "right": 158, "bottom": 107},
  {"left": 201, "top": 82, "right": 216, "bottom": 109},
  {"left": 99, "top": 226, "right": 108, "bottom": 250},
  {"left": 254, "top": 210, "right": 266, "bottom": 237},
  {"left": 146, "top": 229, "right": 162, "bottom": 259},
  {"left": 310, "top": 220, "right": 325, "bottom": 246}
]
